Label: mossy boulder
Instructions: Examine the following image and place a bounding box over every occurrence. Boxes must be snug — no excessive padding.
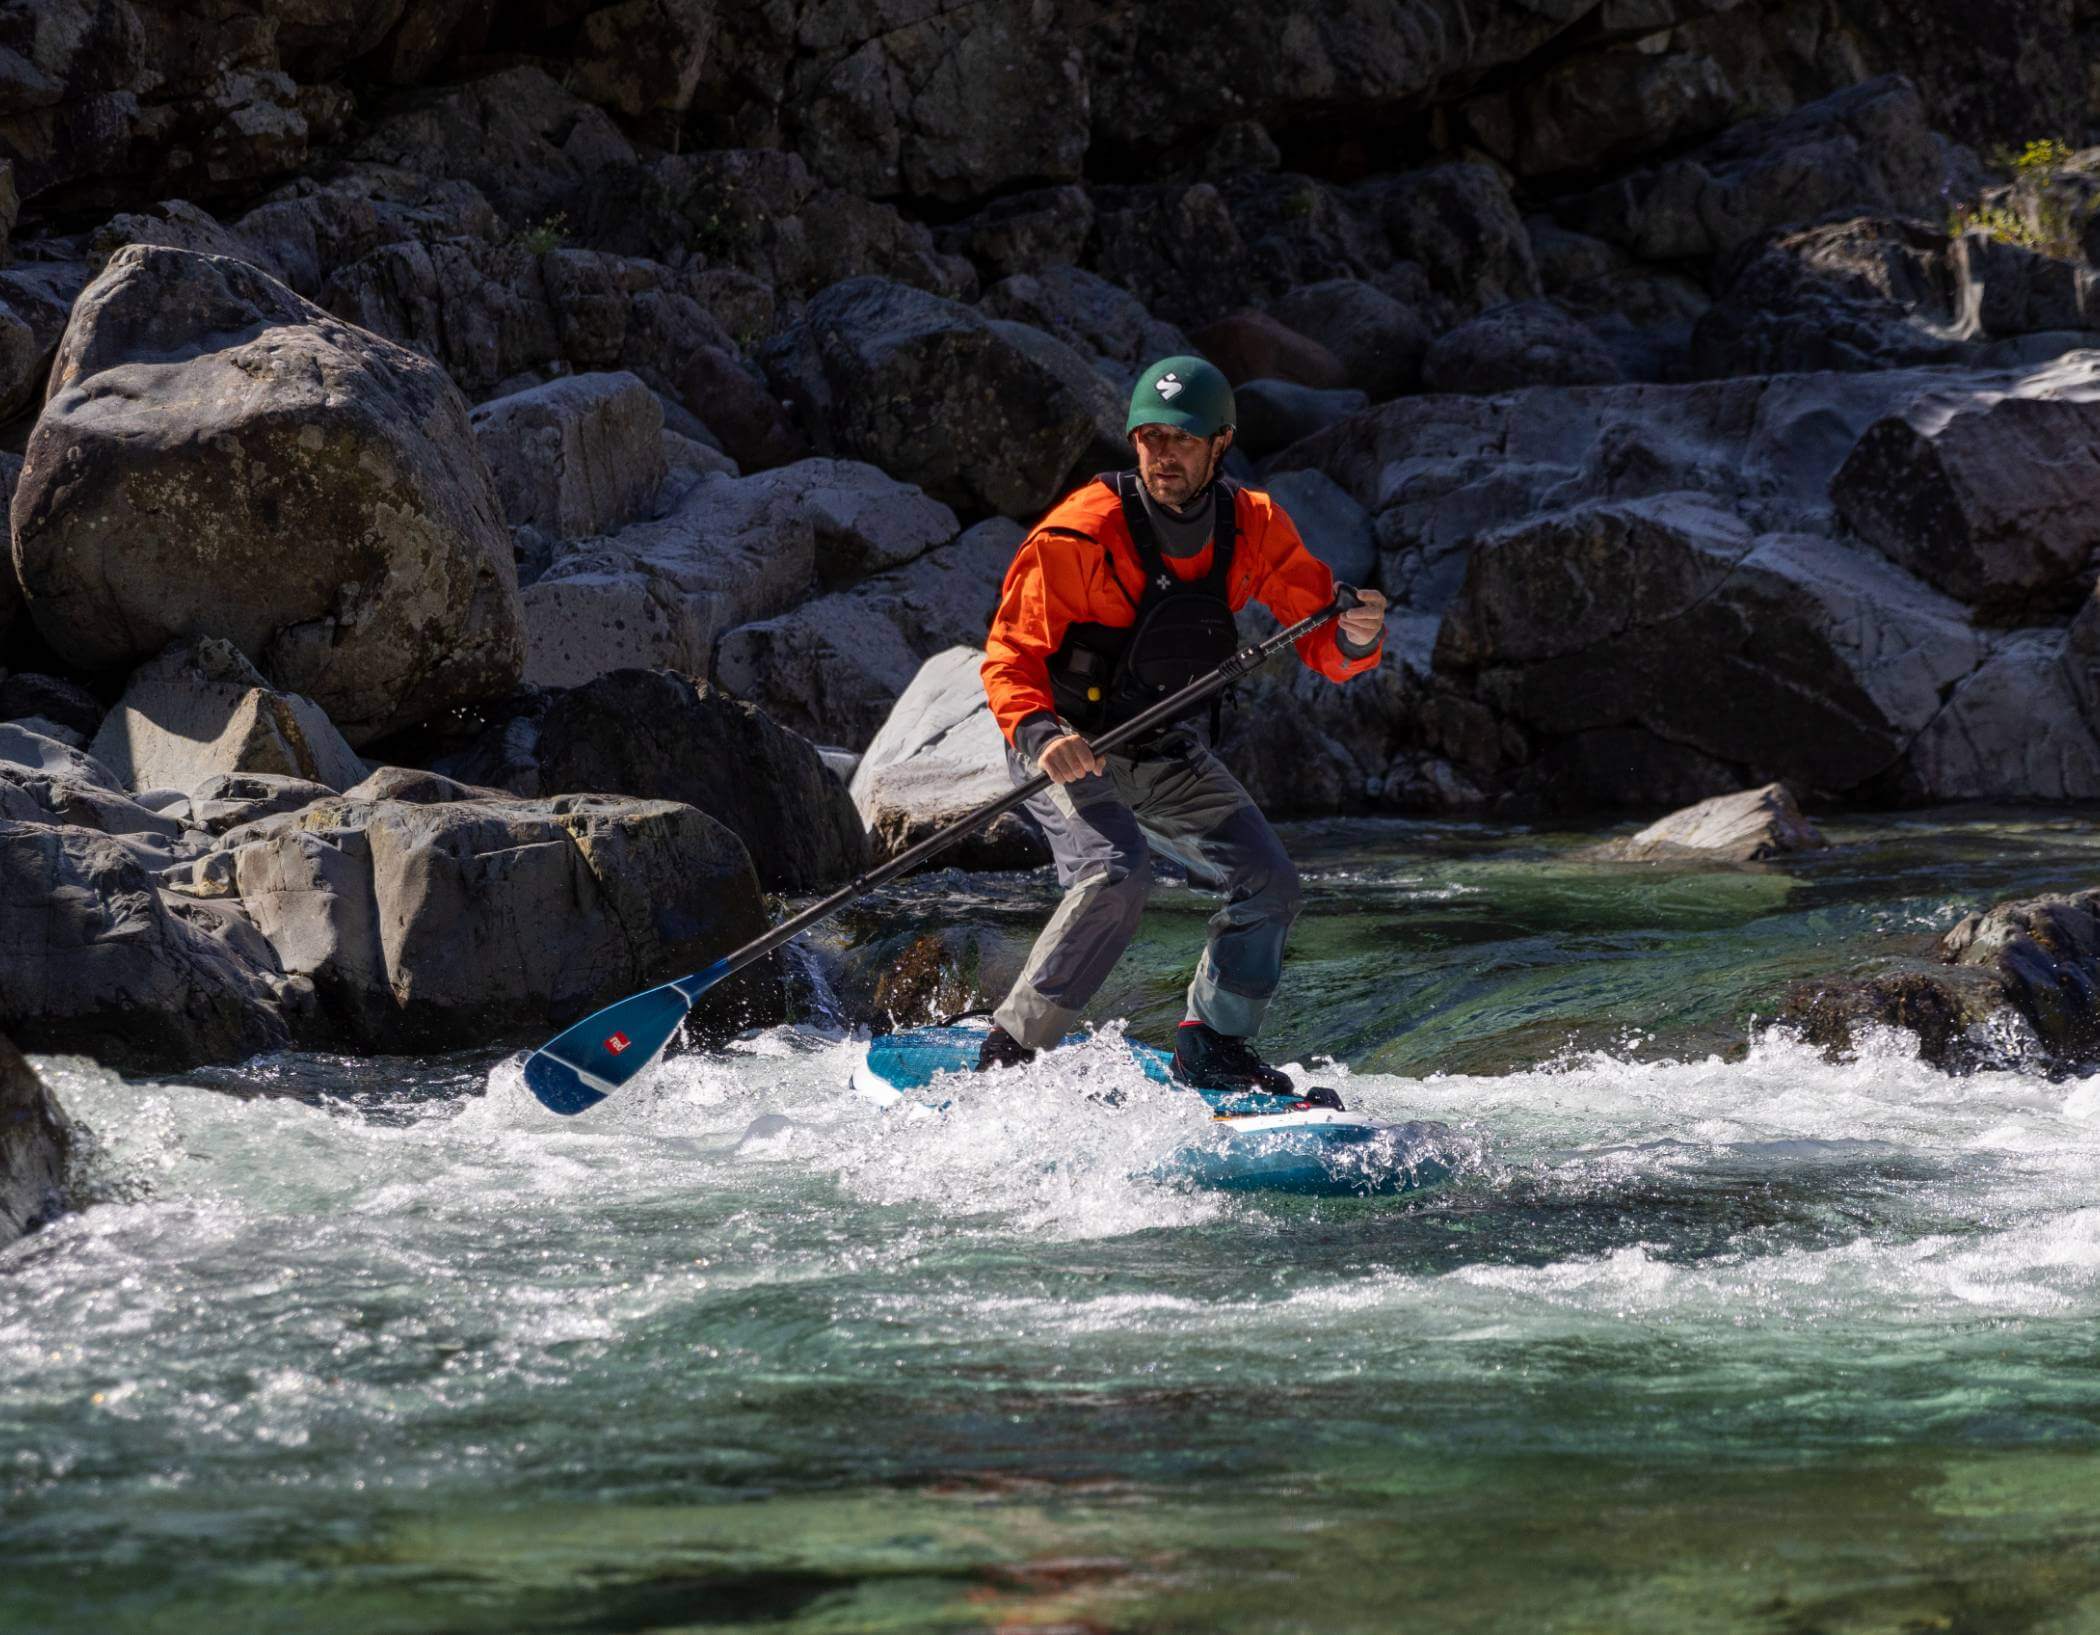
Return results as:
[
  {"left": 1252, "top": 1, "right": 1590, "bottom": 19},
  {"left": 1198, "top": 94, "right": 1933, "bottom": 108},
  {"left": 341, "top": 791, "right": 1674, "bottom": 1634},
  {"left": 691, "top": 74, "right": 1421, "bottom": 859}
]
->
[{"left": 13, "top": 245, "right": 523, "bottom": 746}]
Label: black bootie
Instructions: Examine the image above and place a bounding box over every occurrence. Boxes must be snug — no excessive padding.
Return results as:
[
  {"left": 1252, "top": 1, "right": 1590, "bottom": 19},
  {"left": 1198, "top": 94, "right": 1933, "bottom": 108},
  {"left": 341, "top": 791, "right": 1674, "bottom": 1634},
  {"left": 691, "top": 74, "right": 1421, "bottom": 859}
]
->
[
  {"left": 1170, "top": 1021, "right": 1294, "bottom": 1094},
  {"left": 976, "top": 1025, "right": 1036, "bottom": 1071}
]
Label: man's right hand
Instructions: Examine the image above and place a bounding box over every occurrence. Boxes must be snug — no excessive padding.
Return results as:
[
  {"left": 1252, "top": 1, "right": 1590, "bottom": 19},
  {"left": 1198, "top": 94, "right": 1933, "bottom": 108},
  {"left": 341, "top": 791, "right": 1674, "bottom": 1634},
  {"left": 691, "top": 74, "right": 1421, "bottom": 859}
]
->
[{"left": 1037, "top": 732, "right": 1104, "bottom": 784}]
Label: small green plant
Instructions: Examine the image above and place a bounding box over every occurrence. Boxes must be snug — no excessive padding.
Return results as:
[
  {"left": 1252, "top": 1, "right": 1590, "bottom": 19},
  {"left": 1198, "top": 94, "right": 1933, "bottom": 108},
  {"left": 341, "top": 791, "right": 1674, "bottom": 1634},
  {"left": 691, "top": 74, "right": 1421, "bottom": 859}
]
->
[
  {"left": 514, "top": 211, "right": 569, "bottom": 255},
  {"left": 1947, "top": 138, "right": 2089, "bottom": 258},
  {"left": 2008, "top": 138, "right": 2075, "bottom": 177}
]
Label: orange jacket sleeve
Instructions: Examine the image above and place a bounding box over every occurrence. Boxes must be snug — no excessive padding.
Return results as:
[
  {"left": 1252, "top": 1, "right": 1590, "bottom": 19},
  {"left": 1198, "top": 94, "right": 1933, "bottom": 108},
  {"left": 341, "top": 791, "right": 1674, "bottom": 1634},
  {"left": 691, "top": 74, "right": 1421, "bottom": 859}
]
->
[
  {"left": 1240, "top": 490, "right": 1383, "bottom": 682},
  {"left": 981, "top": 529, "right": 1107, "bottom": 746}
]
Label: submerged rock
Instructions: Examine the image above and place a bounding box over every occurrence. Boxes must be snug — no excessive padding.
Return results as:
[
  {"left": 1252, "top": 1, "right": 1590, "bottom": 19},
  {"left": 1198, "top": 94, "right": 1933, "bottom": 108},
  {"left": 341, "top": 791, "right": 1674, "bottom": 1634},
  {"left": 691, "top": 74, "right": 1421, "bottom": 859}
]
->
[
  {"left": 1787, "top": 888, "right": 2100, "bottom": 1071},
  {"left": 0, "top": 1032, "right": 70, "bottom": 1247},
  {"left": 1942, "top": 891, "right": 2100, "bottom": 1063},
  {"left": 1584, "top": 783, "right": 1828, "bottom": 863}
]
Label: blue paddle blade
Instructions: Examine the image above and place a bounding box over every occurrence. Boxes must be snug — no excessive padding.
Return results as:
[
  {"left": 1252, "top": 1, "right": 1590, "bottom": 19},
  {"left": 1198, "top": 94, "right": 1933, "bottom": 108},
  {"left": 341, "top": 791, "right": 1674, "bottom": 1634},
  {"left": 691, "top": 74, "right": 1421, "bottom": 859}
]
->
[{"left": 522, "top": 964, "right": 725, "bottom": 1115}]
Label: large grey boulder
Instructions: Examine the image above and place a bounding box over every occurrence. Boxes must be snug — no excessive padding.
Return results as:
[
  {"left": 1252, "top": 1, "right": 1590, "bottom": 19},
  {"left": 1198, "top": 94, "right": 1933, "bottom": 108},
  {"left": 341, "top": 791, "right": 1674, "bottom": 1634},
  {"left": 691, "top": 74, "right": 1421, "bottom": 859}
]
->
[
  {"left": 322, "top": 235, "right": 807, "bottom": 471},
  {"left": 1436, "top": 494, "right": 1989, "bottom": 796},
  {"left": 0, "top": 724, "right": 123, "bottom": 791},
  {"left": 1941, "top": 891, "right": 2100, "bottom": 1064},
  {"left": 233, "top": 164, "right": 502, "bottom": 297},
  {"left": 849, "top": 647, "right": 1048, "bottom": 872},
  {"left": 220, "top": 793, "right": 777, "bottom": 1051},
  {"left": 187, "top": 772, "right": 337, "bottom": 836},
  {"left": 533, "top": 669, "right": 869, "bottom": 893},
  {"left": 90, "top": 640, "right": 366, "bottom": 796},
  {"left": 1831, "top": 390, "right": 2100, "bottom": 622},
  {"left": 470, "top": 372, "right": 667, "bottom": 541},
  {"left": 1275, "top": 353, "right": 2100, "bottom": 581},
  {"left": 0, "top": 723, "right": 192, "bottom": 859},
  {"left": 522, "top": 471, "right": 816, "bottom": 689},
  {"left": 0, "top": 822, "right": 291, "bottom": 1069},
  {"left": 13, "top": 246, "right": 523, "bottom": 746},
  {"left": 761, "top": 277, "right": 1109, "bottom": 517},
  {"left": 1584, "top": 784, "right": 1828, "bottom": 863},
  {"left": 0, "top": 1033, "right": 70, "bottom": 1247},
  {"left": 1952, "top": 231, "right": 2100, "bottom": 341},
  {"left": 714, "top": 519, "right": 1021, "bottom": 751},
  {"left": 1563, "top": 76, "right": 1950, "bottom": 263}
]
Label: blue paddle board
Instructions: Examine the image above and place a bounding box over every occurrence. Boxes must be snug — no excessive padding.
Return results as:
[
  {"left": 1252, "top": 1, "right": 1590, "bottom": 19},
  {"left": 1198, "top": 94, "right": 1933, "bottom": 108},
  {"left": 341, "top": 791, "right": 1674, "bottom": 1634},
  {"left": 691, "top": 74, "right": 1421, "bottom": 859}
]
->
[{"left": 850, "top": 1022, "right": 1453, "bottom": 1197}]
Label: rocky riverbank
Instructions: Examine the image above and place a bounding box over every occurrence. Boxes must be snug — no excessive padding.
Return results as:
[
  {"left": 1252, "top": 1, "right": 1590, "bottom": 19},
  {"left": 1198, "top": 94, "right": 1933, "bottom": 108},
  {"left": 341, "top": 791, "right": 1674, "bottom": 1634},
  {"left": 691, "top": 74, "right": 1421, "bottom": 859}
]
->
[{"left": 5, "top": 4, "right": 2100, "bottom": 1127}]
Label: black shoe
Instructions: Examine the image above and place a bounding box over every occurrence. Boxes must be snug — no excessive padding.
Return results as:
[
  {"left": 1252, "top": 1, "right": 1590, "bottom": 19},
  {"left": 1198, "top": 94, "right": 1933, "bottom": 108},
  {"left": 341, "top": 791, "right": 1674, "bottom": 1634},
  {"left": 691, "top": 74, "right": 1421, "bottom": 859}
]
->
[
  {"left": 1170, "top": 1022, "right": 1294, "bottom": 1094},
  {"left": 976, "top": 1025, "right": 1036, "bottom": 1071}
]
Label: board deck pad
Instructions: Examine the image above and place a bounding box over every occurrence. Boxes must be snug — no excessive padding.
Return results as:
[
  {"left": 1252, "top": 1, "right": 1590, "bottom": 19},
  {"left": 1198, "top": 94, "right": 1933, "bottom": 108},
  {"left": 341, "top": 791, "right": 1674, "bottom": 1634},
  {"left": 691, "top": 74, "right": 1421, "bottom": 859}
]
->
[{"left": 852, "top": 1022, "right": 1453, "bottom": 1197}]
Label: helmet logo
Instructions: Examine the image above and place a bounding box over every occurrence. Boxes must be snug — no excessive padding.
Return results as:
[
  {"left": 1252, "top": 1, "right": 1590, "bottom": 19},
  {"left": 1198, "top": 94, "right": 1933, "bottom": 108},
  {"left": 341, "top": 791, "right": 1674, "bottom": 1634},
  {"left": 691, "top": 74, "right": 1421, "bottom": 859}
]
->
[{"left": 1155, "top": 372, "right": 1183, "bottom": 401}]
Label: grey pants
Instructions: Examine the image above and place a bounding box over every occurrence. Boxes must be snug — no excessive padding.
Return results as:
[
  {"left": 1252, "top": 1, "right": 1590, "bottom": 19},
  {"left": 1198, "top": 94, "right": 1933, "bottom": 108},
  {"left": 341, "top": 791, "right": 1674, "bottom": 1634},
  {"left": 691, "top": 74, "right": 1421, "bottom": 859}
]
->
[{"left": 991, "top": 734, "right": 1304, "bottom": 1050}]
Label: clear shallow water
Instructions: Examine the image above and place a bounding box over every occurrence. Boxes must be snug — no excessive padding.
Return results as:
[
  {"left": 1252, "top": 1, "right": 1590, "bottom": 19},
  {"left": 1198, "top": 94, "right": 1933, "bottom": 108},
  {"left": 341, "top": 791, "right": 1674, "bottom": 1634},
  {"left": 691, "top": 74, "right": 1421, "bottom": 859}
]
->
[{"left": 9, "top": 810, "right": 2100, "bottom": 1633}]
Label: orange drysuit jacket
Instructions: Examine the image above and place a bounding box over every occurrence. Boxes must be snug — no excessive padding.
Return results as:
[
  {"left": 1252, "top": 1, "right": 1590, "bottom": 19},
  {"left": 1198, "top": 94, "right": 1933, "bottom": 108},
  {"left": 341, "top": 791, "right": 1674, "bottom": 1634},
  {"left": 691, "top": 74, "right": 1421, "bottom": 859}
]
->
[{"left": 981, "top": 478, "right": 1383, "bottom": 748}]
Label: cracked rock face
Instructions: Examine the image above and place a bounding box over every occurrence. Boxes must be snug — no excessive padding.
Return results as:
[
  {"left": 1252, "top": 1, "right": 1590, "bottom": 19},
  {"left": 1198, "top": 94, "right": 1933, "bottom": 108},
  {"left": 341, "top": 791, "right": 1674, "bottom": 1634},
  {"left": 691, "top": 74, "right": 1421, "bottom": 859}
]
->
[{"left": 11, "top": 245, "right": 523, "bottom": 746}]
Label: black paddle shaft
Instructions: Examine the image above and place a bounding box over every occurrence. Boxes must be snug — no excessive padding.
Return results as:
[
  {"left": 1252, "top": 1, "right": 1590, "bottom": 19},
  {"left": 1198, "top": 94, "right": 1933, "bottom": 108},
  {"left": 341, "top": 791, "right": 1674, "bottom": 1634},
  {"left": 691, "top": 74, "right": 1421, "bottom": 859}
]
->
[{"left": 710, "top": 585, "right": 1365, "bottom": 988}]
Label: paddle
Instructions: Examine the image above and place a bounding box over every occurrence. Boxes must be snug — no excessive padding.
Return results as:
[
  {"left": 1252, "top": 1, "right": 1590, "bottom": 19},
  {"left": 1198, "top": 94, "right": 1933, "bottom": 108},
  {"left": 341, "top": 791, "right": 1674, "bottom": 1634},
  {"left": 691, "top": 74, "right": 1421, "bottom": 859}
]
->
[{"left": 524, "top": 585, "right": 1367, "bottom": 1114}]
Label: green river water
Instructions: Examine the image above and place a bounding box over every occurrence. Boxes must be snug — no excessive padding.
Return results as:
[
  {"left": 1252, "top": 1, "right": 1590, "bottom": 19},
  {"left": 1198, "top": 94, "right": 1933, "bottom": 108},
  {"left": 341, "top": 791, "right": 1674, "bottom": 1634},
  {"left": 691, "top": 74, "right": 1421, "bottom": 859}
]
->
[{"left": 8, "top": 808, "right": 2100, "bottom": 1633}]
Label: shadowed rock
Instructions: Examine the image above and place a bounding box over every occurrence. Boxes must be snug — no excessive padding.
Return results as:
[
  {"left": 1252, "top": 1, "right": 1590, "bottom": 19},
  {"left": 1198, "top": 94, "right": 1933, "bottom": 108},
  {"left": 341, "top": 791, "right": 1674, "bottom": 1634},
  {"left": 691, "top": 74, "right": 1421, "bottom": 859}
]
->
[
  {"left": 0, "top": 1033, "right": 70, "bottom": 1248},
  {"left": 1832, "top": 391, "right": 2100, "bottom": 623},
  {"left": 762, "top": 277, "right": 1104, "bottom": 517},
  {"left": 534, "top": 669, "right": 869, "bottom": 892}
]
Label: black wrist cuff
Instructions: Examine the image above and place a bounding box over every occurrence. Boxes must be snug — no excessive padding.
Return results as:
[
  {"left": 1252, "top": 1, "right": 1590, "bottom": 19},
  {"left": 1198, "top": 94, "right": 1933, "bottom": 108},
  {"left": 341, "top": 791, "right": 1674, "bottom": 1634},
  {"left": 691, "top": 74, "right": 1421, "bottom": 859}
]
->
[{"left": 1015, "top": 711, "right": 1066, "bottom": 759}]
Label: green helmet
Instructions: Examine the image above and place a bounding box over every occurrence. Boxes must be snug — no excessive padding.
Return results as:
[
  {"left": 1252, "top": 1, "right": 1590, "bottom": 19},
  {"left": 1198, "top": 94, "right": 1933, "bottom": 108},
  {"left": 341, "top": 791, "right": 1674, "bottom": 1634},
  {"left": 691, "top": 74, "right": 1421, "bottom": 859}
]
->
[{"left": 1126, "top": 355, "right": 1235, "bottom": 440}]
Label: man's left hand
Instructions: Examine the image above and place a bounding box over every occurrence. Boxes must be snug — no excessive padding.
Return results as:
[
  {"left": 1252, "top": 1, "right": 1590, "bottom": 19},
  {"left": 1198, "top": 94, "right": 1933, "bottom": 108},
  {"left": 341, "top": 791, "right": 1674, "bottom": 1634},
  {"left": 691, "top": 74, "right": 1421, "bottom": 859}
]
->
[{"left": 1338, "top": 587, "right": 1388, "bottom": 648}]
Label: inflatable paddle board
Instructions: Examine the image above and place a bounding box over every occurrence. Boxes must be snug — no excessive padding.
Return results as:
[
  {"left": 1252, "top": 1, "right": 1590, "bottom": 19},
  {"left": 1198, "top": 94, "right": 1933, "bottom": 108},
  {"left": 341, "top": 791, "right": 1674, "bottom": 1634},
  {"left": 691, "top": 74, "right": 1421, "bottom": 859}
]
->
[{"left": 851, "top": 1022, "right": 1453, "bottom": 1197}]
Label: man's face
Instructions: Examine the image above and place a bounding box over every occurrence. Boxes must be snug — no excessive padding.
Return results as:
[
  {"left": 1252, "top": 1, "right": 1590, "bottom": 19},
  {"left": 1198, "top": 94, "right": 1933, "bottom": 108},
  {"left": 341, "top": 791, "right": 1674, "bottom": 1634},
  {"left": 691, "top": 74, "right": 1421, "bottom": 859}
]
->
[{"left": 1133, "top": 422, "right": 1230, "bottom": 507}]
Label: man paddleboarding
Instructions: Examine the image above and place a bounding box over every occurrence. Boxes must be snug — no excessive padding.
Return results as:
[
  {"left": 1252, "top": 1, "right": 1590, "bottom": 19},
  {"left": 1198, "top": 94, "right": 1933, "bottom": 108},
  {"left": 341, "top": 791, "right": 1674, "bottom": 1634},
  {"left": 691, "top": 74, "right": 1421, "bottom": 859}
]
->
[{"left": 976, "top": 355, "right": 1388, "bottom": 1091}]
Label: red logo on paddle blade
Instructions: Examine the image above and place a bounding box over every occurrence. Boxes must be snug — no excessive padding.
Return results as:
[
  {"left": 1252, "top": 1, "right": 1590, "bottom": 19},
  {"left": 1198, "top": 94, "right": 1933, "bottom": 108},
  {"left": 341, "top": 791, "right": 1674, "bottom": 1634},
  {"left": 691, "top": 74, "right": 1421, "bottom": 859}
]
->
[{"left": 604, "top": 1032, "right": 631, "bottom": 1055}]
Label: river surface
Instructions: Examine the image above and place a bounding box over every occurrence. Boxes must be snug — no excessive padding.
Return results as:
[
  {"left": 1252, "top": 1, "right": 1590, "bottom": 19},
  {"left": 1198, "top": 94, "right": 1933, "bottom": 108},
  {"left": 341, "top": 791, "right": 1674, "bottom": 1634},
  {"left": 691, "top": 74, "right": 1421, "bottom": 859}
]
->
[{"left": 8, "top": 809, "right": 2100, "bottom": 1634}]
